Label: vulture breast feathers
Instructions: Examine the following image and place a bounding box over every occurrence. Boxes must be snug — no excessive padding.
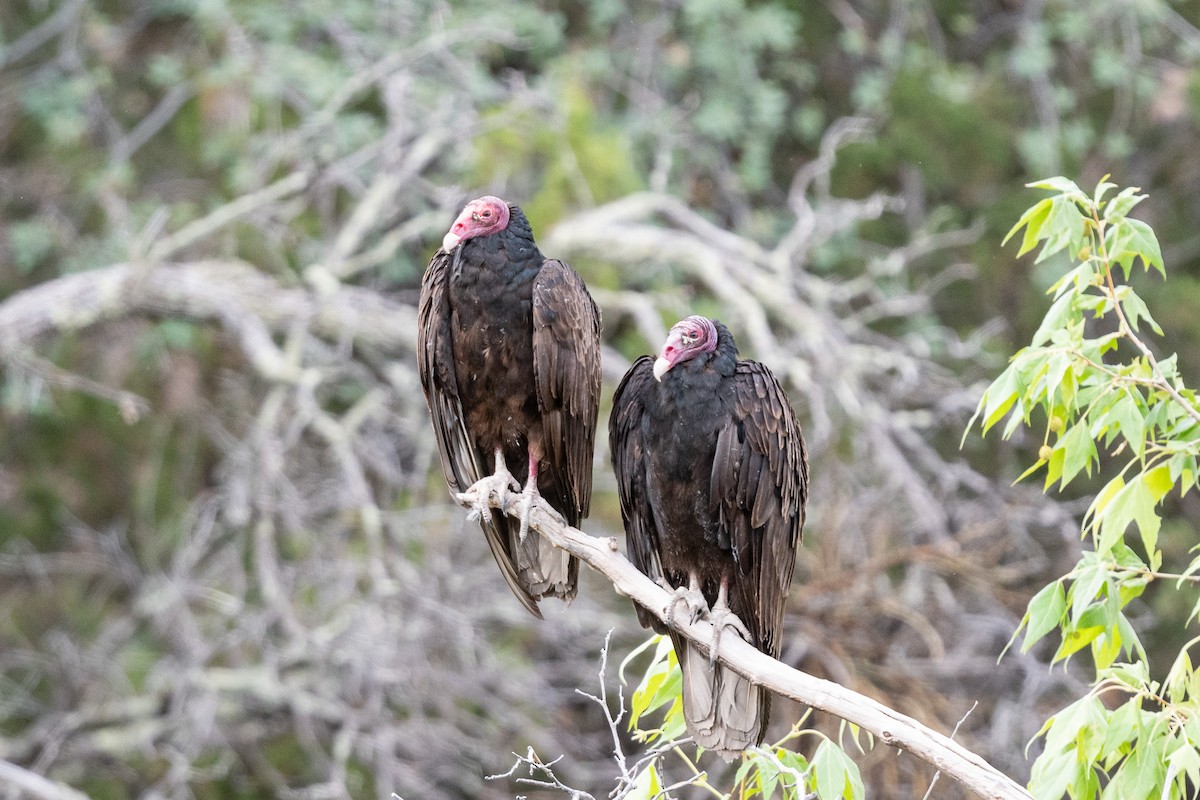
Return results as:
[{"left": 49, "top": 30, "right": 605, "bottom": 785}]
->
[
  {"left": 418, "top": 196, "right": 601, "bottom": 617},
  {"left": 609, "top": 316, "right": 808, "bottom": 755}
]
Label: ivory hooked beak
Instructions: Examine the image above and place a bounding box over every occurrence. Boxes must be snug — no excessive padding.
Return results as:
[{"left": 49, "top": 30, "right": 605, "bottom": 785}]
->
[
  {"left": 653, "top": 357, "right": 672, "bottom": 382},
  {"left": 442, "top": 231, "right": 461, "bottom": 252}
]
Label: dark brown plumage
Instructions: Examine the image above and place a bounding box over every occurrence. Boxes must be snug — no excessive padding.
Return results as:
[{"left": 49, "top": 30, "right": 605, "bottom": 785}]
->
[
  {"left": 609, "top": 316, "right": 808, "bottom": 756},
  {"left": 418, "top": 196, "right": 601, "bottom": 617}
]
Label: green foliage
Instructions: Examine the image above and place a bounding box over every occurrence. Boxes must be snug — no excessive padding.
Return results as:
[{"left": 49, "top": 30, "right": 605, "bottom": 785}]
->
[
  {"left": 973, "top": 177, "right": 1200, "bottom": 799},
  {"left": 623, "top": 634, "right": 687, "bottom": 744}
]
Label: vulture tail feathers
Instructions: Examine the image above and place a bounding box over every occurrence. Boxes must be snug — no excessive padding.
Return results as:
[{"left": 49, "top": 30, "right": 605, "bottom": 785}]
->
[
  {"left": 673, "top": 633, "right": 769, "bottom": 761},
  {"left": 512, "top": 523, "right": 577, "bottom": 604},
  {"left": 477, "top": 511, "right": 543, "bottom": 619}
]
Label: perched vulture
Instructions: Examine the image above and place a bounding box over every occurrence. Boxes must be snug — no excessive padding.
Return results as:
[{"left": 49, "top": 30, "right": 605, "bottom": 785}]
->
[
  {"left": 609, "top": 316, "right": 808, "bottom": 757},
  {"left": 417, "top": 196, "right": 601, "bottom": 618}
]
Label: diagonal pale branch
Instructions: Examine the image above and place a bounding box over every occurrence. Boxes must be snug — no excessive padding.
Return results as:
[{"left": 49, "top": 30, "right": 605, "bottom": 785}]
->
[{"left": 457, "top": 488, "right": 1033, "bottom": 800}]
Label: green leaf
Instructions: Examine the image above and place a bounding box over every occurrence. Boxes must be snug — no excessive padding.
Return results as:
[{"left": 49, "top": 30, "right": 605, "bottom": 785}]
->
[
  {"left": 976, "top": 361, "right": 1021, "bottom": 435},
  {"left": 1093, "top": 178, "right": 1117, "bottom": 206},
  {"left": 1106, "top": 729, "right": 1166, "bottom": 799},
  {"left": 627, "top": 635, "right": 685, "bottom": 741},
  {"left": 625, "top": 761, "right": 662, "bottom": 800},
  {"left": 1166, "top": 744, "right": 1200, "bottom": 796},
  {"left": 1031, "top": 291, "right": 1077, "bottom": 347},
  {"left": 1140, "top": 465, "right": 1173, "bottom": 556},
  {"left": 1043, "top": 439, "right": 1065, "bottom": 489},
  {"left": 1093, "top": 471, "right": 1164, "bottom": 557},
  {"left": 1047, "top": 695, "right": 1107, "bottom": 762},
  {"left": 1029, "top": 751, "right": 1075, "bottom": 800},
  {"left": 1092, "top": 626, "right": 1122, "bottom": 670},
  {"left": 1047, "top": 260, "right": 1098, "bottom": 299},
  {"left": 1069, "top": 562, "right": 1107, "bottom": 625},
  {"left": 734, "top": 757, "right": 758, "bottom": 793},
  {"left": 1036, "top": 196, "right": 1088, "bottom": 264},
  {"left": 1107, "top": 217, "right": 1165, "bottom": 278},
  {"left": 1004, "top": 197, "right": 1053, "bottom": 256},
  {"left": 1144, "top": 464, "right": 1174, "bottom": 500},
  {"left": 1086, "top": 476, "right": 1125, "bottom": 530},
  {"left": 748, "top": 752, "right": 781, "bottom": 800},
  {"left": 1029, "top": 176, "right": 1084, "bottom": 195},
  {"left": 1102, "top": 186, "right": 1145, "bottom": 222},
  {"left": 1070, "top": 762, "right": 1101, "bottom": 799},
  {"left": 1107, "top": 394, "right": 1146, "bottom": 457},
  {"left": 620, "top": 633, "right": 665, "bottom": 684},
  {"left": 1119, "top": 289, "right": 1163, "bottom": 335},
  {"left": 1014, "top": 457, "right": 1048, "bottom": 484},
  {"left": 1020, "top": 581, "right": 1066, "bottom": 652},
  {"left": 1058, "top": 420, "right": 1097, "bottom": 487},
  {"left": 811, "top": 739, "right": 863, "bottom": 800},
  {"left": 1099, "top": 183, "right": 1147, "bottom": 217},
  {"left": 1100, "top": 699, "right": 1141, "bottom": 760}
]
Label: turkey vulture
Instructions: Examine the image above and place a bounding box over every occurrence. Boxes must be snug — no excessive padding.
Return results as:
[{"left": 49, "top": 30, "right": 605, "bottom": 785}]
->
[
  {"left": 609, "top": 316, "right": 808, "bottom": 756},
  {"left": 418, "top": 196, "right": 601, "bottom": 618}
]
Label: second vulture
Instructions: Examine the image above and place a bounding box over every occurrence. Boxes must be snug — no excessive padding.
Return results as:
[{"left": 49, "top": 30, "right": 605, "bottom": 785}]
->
[
  {"left": 418, "top": 196, "right": 601, "bottom": 618},
  {"left": 610, "top": 316, "right": 808, "bottom": 757}
]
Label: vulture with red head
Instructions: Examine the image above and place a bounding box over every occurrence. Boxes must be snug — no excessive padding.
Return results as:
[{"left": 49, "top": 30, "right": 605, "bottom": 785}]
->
[
  {"left": 418, "top": 196, "right": 601, "bottom": 618},
  {"left": 609, "top": 316, "right": 808, "bottom": 757}
]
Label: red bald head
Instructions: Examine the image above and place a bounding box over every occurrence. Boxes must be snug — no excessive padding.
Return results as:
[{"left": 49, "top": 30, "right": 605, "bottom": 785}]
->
[
  {"left": 442, "top": 195, "right": 511, "bottom": 251},
  {"left": 653, "top": 315, "right": 719, "bottom": 381}
]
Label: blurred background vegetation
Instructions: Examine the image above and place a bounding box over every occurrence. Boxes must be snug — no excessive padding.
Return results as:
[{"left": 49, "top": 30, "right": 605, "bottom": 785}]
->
[{"left": 1, "top": 0, "right": 1199, "bottom": 798}]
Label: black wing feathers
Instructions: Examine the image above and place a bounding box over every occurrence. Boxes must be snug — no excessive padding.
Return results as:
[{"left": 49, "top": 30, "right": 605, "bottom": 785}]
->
[
  {"left": 532, "top": 259, "right": 602, "bottom": 526},
  {"left": 608, "top": 357, "right": 667, "bottom": 632},
  {"left": 418, "top": 249, "right": 480, "bottom": 493},
  {"left": 711, "top": 361, "right": 808, "bottom": 656}
]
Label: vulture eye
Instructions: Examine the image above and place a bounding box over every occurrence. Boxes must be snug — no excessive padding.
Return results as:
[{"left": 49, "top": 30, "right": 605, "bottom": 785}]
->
[
  {"left": 481, "top": 209, "right": 492, "bottom": 218},
  {"left": 681, "top": 331, "right": 698, "bottom": 345}
]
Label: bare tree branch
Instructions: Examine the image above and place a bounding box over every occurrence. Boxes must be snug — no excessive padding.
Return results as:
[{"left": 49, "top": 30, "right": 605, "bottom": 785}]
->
[
  {"left": 0, "top": 260, "right": 416, "bottom": 362},
  {"left": 458, "top": 487, "right": 1033, "bottom": 800},
  {"left": 0, "top": 760, "right": 91, "bottom": 800}
]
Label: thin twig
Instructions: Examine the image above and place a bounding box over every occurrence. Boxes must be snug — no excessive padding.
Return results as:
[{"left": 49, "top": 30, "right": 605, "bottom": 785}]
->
[
  {"left": 5, "top": 350, "right": 150, "bottom": 422},
  {"left": 921, "top": 701, "right": 978, "bottom": 800},
  {"left": 1096, "top": 214, "right": 1200, "bottom": 428}
]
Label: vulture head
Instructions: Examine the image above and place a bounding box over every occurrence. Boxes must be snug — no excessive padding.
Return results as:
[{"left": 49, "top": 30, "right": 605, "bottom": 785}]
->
[
  {"left": 653, "top": 315, "right": 719, "bottom": 381},
  {"left": 442, "top": 195, "right": 511, "bottom": 251}
]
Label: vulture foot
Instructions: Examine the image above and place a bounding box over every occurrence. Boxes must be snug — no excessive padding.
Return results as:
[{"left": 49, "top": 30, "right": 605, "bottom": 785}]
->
[
  {"left": 516, "top": 483, "right": 539, "bottom": 543},
  {"left": 459, "top": 457, "right": 521, "bottom": 521},
  {"left": 664, "top": 575, "right": 708, "bottom": 628},
  {"left": 706, "top": 604, "right": 751, "bottom": 667}
]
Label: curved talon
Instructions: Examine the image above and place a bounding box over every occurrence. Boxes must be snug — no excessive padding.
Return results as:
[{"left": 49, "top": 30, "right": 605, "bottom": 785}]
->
[
  {"left": 708, "top": 578, "right": 751, "bottom": 666},
  {"left": 460, "top": 452, "right": 521, "bottom": 520},
  {"left": 664, "top": 574, "right": 708, "bottom": 628},
  {"left": 517, "top": 487, "right": 536, "bottom": 542},
  {"left": 707, "top": 604, "right": 752, "bottom": 667}
]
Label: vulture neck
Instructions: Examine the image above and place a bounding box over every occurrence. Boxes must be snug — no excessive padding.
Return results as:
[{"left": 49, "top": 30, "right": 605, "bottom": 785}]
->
[
  {"left": 455, "top": 205, "right": 543, "bottom": 285},
  {"left": 655, "top": 331, "right": 739, "bottom": 411}
]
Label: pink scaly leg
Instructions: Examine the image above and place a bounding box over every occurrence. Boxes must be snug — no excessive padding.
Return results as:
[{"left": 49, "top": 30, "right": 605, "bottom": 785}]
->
[
  {"left": 517, "top": 449, "right": 540, "bottom": 542},
  {"left": 708, "top": 576, "right": 751, "bottom": 667}
]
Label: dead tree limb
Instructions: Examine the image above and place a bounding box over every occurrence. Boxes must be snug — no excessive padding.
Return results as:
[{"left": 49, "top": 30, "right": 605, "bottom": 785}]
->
[
  {"left": 457, "top": 488, "right": 1034, "bottom": 800},
  {"left": 0, "top": 760, "right": 91, "bottom": 800},
  {"left": 0, "top": 260, "right": 416, "bottom": 360}
]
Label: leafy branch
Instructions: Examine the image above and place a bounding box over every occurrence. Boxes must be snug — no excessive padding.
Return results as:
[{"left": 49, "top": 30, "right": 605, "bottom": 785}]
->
[{"left": 972, "top": 176, "right": 1200, "bottom": 799}]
